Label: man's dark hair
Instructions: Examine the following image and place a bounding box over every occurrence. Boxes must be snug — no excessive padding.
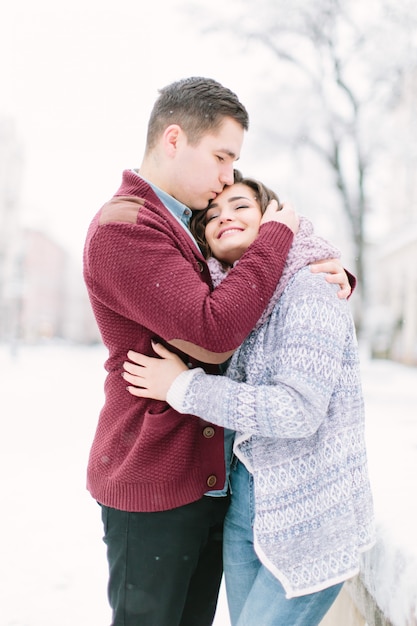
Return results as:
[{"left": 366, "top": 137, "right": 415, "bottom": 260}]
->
[{"left": 146, "top": 77, "right": 249, "bottom": 150}]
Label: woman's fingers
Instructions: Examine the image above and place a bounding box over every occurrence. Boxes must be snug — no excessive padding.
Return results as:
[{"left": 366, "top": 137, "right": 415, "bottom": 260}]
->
[
  {"left": 151, "top": 341, "right": 176, "bottom": 358},
  {"left": 126, "top": 343, "right": 177, "bottom": 367},
  {"left": 123, "top": 359, "right": 145, "bottom": 376},
  {"left": 123, "top": 370, "right": 145, "bottom": 385},
  {"left": 126, "top": 349, "right": 148, "bottom": 365},
  {"left": 123, "top": 343, "right": 188, "bottom": 401},
  {"left": 125, "top": 384, "right": 152, "bottom": 398}
]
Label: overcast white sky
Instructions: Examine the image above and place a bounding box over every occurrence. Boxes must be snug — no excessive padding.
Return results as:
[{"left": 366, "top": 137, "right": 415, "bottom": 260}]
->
[{"left": 0, "top": 0, "right": 281, "bottom": 260}]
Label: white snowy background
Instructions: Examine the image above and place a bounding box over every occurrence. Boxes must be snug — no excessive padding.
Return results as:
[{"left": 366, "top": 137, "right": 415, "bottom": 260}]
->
[
  {"left": 1, "top": 342, "right": 417, "bottom": 626},
  {"left": 1, "top": 0, "right": 416, "bottom": 622}
]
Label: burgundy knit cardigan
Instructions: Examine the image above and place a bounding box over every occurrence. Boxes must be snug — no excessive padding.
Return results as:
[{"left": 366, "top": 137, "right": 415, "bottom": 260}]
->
[{"left": 83, "top": 170, "right": 294, "bottom": 512}]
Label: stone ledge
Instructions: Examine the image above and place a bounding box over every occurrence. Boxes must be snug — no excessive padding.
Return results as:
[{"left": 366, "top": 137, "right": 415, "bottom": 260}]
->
[
  {"left": 346, "top": 576, "right": 395, "bottom": 626},
  {"left": 319, "top": 573, "right": 417, "bottom": 626}
]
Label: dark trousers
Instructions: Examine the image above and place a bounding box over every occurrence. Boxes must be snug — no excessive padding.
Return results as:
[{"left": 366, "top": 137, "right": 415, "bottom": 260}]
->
[{"left": 101, "top": 493, "right": 230, "bottom": 626}]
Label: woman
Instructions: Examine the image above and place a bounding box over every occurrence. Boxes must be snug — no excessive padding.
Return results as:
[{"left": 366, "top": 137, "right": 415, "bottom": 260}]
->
[{"left": 122, "top": 172, "right": 375, "bottom": 626}]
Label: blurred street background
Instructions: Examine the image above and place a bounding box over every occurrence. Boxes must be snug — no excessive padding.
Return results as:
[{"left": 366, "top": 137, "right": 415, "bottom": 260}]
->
[{"left": 1, "top": 1, "right": 417, "bottom": 624}]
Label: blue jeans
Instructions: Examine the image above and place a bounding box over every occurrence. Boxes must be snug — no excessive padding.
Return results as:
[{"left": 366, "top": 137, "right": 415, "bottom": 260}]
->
[{"left": 223, "top": 459, "right": 343, "bottom": 626}]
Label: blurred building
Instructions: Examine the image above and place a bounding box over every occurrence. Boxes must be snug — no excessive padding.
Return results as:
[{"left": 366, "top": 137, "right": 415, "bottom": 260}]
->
[
  {"left": 367, "top": 70, "right": 417, "bottom": 365},
  {"left": 15, "top": 228, "right": 101, "bottom": 344},
  {"left": 63, "top": 257, "right": 102, "bottom": 345},
  {"left": 372, "top": 227, "right": 417, "bottom": 365},
  {"left": 0, "top": 119, "right": 23, "bottom": 344},
  {"left": 18, "top": 228, "right": 68, "bottom": 341},
  {"left": 0, "top": 116, "right": 100, "bottom": 346}
]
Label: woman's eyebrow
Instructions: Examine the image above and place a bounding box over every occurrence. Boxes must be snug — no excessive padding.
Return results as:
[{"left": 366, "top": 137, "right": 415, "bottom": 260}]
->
[
  {"left": 209, "top": 195, "right": 250, "bottom": 209},
  {"left": 227, "top": 195, "right": 250, "bottom": 203}
]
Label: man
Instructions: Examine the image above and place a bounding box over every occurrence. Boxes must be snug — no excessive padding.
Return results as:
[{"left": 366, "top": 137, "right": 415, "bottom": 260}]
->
[{"left": 83, "top": 76, "right": 350, "bottom": 626}]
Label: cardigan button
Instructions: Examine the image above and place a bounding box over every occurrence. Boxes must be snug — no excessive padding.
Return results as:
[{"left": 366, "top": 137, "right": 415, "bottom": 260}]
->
[
  {"left": 202, "top": 426, "right": 215, "bottom": 438},
  {"left": 206, "top": 475, "right": 217, "bottom": 488}
]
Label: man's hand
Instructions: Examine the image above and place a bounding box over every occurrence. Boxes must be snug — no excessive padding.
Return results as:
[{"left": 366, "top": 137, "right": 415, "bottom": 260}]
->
[
  {"left": 310, "top": 258, "right": 352, "bottom": 299},
  {"left": 260, "top": 200, "right": 299, "bottom": 234}
]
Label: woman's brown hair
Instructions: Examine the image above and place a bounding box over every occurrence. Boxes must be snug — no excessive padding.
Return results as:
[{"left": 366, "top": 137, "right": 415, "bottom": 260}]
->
[{"left": 190, "top": 170, "right": 281, "bottom": 260}]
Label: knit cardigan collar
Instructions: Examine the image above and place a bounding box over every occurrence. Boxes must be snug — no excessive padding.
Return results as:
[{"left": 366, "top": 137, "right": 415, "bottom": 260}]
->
[{"left": 208, "top": 216, "right": 340, "bottom": 329}]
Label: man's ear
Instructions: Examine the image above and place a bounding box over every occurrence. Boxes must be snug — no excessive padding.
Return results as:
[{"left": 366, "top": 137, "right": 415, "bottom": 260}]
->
[{"left": 163, "top": 124, "right": 183, "bottom": 157}]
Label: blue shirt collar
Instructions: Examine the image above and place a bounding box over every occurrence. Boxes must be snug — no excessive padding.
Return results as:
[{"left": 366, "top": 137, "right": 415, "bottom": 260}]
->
[
  {"left": 133, "top": 170, "right": 192, "bottom": 228},
  {"left": 132, "top": 169, "right": 201, "bottom": 251}
]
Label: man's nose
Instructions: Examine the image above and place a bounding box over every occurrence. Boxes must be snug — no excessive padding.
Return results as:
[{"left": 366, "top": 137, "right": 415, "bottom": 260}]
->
[{"left": 220, "top": 164, "right": 234, "bottom": 186}]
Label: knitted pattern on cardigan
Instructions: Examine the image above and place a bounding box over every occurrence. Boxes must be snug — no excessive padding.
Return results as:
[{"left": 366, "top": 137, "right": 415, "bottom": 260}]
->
[
  {"left": 83, "top": 170, "right": 294, "bottom": 513},
  {"left": 167, "top": 220, "right": 376, "bottom": 597}
]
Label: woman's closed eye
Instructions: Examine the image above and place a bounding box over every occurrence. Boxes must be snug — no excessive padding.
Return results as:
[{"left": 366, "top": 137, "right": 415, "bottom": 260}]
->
[
  {"left": 205, "top": 211, "right": 219, "bottom": 223},
  {"left": 206, "top": 204, "right": 251, "bottom": 223}
]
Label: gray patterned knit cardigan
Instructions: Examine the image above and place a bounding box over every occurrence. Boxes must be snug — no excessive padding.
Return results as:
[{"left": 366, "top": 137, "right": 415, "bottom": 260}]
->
[{"left": 167, "top": 217, "right": 375, "bottom": 598}]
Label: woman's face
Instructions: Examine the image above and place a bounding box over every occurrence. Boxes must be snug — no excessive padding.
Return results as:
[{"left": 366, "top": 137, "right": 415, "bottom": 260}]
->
[{"left": 204, "top": 183, "right": 263, "bottom": 265}]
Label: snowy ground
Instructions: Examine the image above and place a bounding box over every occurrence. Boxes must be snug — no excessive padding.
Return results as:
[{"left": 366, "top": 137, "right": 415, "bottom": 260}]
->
[{"left": 1, "top": 343, "right": 416, "bottom": 626}]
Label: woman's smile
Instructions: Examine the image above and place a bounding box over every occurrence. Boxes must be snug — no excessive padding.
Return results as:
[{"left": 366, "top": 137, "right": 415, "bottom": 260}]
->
[
  {"left": 217, "top": 227, "right": 245, "bottom": 239},
  {"left": 205, "top": 183, "right": 263, "bottom": 264}
]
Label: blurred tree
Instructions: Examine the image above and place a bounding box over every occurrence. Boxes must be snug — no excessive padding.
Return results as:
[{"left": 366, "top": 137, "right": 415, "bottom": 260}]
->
[{"left": 193, "top": 0, "right": 417, "bottom": 328}]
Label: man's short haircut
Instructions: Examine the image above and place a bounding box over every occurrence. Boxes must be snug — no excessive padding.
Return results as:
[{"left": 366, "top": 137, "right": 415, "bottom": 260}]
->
[{"left": 146, "top": 77, "right": 249, "bottom": 151}]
